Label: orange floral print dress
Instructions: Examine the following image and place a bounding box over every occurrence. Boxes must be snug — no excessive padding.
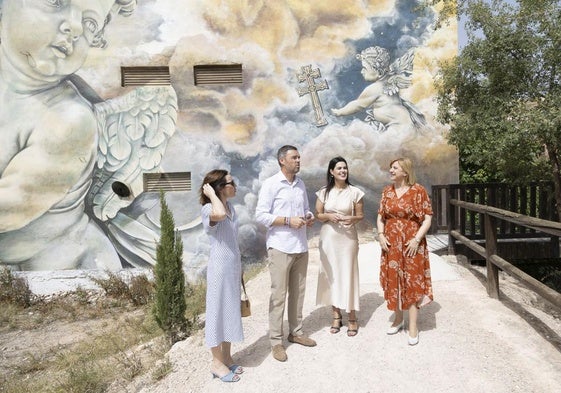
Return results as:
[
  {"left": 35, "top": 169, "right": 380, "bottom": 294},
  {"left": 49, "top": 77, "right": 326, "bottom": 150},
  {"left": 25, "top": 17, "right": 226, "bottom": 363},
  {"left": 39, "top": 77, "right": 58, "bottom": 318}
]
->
[{"left": 378, "top": 183, "right": 433, "bottom": 311}]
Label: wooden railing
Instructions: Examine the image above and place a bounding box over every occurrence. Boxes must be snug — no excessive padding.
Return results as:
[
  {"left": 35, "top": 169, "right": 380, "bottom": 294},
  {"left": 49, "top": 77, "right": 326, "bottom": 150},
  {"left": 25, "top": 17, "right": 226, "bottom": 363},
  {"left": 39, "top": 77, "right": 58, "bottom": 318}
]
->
[
  {"left": 446, "top": 199, "right": 561, "bottom": 308},
  {"left": 432, "top": 182, "right": 561, "bottom": 308},
  {"left": 431, "top": 182, "right": 558, "bottom": 236}
]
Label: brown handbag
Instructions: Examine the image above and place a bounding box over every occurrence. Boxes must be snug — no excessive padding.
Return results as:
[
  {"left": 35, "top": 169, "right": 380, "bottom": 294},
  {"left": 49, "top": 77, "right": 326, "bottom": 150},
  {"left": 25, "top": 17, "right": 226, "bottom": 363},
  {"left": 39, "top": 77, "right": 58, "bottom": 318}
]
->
[{"left": 241, "top": 276, "right": 251, "bottom": 317}]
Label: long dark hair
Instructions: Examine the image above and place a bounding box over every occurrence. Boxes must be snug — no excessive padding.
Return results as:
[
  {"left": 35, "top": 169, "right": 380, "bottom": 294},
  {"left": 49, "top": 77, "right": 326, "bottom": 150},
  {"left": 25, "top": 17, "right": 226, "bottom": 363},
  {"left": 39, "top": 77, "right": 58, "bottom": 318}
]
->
[
  {"left": 324, "top": 156, "right": 351, "bottom": 198},
  {"left": 199, "top": 169, "right": 229, "bottom": 205}
]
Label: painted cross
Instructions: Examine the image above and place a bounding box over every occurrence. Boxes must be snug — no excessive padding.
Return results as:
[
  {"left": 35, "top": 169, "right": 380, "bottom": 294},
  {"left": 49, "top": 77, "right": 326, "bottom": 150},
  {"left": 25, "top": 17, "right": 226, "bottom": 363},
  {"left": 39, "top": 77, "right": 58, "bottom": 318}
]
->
[{"left": 296, "top": 65, "right": 329, "bottom": 127}]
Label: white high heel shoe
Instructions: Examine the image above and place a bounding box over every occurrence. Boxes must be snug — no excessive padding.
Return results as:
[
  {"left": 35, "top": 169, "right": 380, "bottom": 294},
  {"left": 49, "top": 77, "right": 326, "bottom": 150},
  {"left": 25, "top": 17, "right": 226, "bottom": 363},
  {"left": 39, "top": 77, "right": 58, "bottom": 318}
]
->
[
  {"left": 408, "top": 331, "right": 419, "bottom": 346},
  {"left": 386, "top": 320, "right": 404, "bottom": 335}
]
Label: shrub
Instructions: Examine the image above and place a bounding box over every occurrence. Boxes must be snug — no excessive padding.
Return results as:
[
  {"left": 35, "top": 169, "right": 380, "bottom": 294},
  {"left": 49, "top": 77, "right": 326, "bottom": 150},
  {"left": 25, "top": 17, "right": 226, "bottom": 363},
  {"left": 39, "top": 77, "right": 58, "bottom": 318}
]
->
[
  {"left": 0, "top": 267, "right": 33, "bottom": 307},
  {"left": 184, "top": 280, "right": 206, "bottom": 328},
  {"left": 152, "top": 191, "right": 189, "bottom": 344},
  {"left": 57, "top": 360, "right": 108, "bottom": 393},
  {"left": 91, "top": 271, "right": 130, "bottom": 299},
  {"left": 91, "top": 272, "right": 154, "bottom": 307},
  {"left": 129, "top": 274, "right": 154, "bottom": 306}
]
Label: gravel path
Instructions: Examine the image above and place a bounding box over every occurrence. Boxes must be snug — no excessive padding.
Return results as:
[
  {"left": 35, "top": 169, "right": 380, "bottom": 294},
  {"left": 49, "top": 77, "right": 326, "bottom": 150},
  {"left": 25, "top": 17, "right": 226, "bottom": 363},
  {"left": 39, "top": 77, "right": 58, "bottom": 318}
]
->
[{"left": 113, "top": 237, "right": 561, "bottom": 393}]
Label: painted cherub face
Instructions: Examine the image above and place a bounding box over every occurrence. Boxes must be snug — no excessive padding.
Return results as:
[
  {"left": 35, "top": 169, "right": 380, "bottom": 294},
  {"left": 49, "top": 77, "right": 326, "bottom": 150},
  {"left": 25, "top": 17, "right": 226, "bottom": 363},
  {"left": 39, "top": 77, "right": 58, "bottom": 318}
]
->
[
  {"left": 0, "top": 0, "right": 113, "bottom": 82},
  {"left": 360, "top": 60, "right": 382, "bottom": 82}
]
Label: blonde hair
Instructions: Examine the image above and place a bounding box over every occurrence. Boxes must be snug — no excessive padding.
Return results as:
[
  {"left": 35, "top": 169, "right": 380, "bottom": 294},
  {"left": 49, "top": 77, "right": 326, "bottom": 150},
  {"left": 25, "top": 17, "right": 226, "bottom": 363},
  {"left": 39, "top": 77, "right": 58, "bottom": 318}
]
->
[{"left": 390, "top": 157, "right": 416, "bottom": 186}]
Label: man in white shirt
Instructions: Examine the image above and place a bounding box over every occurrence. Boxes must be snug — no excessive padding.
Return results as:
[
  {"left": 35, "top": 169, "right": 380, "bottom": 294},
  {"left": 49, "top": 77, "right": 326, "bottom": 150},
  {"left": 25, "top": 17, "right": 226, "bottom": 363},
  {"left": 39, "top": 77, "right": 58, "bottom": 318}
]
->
[{"left": 256, "top": 145, "right": 316, "bottom": 362}]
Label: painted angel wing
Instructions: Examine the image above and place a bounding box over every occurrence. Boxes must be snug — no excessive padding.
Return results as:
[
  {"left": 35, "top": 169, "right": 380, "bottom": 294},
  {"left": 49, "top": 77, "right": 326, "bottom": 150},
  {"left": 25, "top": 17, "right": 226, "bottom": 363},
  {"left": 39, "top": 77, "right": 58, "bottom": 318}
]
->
[
  {"left": 383, "top": 49, "right": 415, "bottom": 96},
  {"left": 88, "top": 85, "right": 178, "bottom": 221}
]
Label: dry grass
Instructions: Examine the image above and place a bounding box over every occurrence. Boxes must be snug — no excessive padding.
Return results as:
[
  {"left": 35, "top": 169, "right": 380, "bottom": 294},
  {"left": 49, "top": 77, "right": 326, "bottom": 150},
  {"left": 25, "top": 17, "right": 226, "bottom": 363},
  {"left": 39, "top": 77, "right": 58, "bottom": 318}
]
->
[{"left": 0, "top": 268, "right": 207, "bottom": 393}]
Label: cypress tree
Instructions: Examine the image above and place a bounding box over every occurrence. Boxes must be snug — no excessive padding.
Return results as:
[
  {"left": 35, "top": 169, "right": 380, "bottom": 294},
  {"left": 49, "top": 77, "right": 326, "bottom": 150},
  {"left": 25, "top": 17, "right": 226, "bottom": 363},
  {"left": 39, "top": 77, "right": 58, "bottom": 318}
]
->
[{"left": 152, "top": 191, "right": 188, "bottom": 344}]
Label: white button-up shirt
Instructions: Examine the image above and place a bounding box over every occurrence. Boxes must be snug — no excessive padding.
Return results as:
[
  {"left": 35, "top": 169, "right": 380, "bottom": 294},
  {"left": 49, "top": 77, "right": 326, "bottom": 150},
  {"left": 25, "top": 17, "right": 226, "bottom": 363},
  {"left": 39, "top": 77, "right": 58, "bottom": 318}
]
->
[{"left": 255, "top": 171, "right": 312, "bottom": 254}]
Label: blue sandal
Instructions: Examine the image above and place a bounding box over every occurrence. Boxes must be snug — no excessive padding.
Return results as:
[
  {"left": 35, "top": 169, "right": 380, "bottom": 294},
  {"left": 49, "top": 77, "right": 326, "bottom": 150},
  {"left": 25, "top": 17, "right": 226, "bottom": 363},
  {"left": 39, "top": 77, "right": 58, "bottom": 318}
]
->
[
  {"left": 211, "top": 371, "right": 240, "bottom": 382},
  {"left": 229, "top": 364, "right": 244, "bottom": 374}
]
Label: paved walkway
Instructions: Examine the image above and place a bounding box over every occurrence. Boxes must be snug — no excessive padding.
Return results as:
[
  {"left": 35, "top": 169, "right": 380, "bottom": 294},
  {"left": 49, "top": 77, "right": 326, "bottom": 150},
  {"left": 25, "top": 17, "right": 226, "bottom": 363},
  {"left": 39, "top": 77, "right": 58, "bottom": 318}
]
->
[{"left": 118, "top": 236, "right": 561, "bottom": 393}]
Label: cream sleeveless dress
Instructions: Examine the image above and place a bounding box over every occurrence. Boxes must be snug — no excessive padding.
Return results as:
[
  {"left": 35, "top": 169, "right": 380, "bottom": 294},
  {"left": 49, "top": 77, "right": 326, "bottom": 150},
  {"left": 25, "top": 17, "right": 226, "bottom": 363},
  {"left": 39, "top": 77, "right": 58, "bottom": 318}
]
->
[{"left": 315, "top": 185, "right": 364, "bottom": 312}]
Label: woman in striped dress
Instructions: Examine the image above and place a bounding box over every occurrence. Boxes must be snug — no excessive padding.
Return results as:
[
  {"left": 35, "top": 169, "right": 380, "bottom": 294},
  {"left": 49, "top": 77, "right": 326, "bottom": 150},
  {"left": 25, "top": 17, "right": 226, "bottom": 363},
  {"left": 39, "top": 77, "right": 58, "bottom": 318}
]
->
[{"left": 200, "top": 169, "right": 244, "bottom": 382}]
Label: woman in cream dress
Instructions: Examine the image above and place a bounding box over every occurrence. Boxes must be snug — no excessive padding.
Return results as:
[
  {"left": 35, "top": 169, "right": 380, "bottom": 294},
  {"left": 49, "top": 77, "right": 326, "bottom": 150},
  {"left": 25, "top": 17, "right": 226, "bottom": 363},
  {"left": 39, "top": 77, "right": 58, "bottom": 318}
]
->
[{"left": 315, "top": 157, "right": 364, "bottom": 336}]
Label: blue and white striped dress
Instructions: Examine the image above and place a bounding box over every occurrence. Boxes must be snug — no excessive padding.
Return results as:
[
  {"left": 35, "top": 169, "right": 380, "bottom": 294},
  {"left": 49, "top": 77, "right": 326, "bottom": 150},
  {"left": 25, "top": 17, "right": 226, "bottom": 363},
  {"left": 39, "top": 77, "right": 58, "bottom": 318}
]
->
[{"left": 202, "top": 202, "right": 244, "bottom": 348}]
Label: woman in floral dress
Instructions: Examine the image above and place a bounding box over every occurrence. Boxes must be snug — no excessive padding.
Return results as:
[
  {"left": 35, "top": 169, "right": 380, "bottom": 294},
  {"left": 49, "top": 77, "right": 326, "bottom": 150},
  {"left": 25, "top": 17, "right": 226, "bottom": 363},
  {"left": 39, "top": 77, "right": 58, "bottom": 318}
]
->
[{"left": 377, "top": 158, "right": 433, "bottom": 345}]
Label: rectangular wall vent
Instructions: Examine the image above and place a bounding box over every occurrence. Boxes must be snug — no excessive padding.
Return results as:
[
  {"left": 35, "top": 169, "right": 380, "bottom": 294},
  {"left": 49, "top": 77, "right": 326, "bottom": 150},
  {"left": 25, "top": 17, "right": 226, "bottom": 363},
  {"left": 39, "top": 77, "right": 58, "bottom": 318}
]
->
[
  {"left": 121, "top": 66, "right": 171, "bottom": 87},
  {"left": 194, "top": 64, "right": 243, "bottom": 85},
  {"left": 143, "top": 172, "right": 191, "bottom": 192}
]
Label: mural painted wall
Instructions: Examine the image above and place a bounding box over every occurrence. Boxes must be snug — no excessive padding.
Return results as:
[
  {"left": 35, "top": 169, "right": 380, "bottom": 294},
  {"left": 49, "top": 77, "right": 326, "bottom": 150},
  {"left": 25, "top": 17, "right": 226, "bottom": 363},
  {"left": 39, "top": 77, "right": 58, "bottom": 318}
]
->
[{"left": 0, "top": 0, "right": 458, "bottom": 276}]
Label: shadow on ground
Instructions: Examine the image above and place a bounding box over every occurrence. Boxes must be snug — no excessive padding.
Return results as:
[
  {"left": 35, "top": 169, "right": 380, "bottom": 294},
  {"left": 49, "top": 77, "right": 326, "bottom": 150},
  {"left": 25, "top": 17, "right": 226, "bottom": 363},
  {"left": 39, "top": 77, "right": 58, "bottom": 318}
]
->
[
  {"left": 232, "top": 291, "right": 385, "bottom": 367},
  {"left": 466, "top": 264, "right": 561, "bottom": 353}
]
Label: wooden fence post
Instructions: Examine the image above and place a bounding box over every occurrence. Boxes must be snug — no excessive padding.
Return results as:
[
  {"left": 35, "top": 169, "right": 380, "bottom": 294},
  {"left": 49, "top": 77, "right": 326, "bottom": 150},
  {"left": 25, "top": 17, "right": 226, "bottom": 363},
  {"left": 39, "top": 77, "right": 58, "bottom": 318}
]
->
[
  {"left": 447, "top": 186, "right": 456, "bottom": 255},
  {"left": 484, "top": 213, "right": 499, "bottom": 298},
  {"left": 550, "top": 236, "right": 560, "bottom": 258}
]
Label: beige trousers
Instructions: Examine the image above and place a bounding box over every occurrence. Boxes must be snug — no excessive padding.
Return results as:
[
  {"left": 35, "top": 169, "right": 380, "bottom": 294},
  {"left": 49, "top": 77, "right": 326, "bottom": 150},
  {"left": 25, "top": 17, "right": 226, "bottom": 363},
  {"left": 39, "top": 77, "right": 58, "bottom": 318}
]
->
[{"left": 268, "top": 248, "right": 309, "bottom": 346}]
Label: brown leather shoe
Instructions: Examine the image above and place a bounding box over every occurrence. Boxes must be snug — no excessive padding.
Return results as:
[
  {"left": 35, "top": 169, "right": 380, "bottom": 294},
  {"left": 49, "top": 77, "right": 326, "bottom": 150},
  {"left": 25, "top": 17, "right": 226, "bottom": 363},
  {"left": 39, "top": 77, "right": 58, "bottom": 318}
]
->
[
  {"left": 287, "top": 334, "right": 317, "bottom": 347},
  {"left": 271, "top": 344, "right": 287, "bottom": 362}
]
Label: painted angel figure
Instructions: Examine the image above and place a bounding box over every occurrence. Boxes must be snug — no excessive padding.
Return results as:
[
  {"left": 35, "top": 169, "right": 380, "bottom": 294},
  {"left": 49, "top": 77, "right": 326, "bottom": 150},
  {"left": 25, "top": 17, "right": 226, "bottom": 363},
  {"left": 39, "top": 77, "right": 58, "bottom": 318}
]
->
[
  {"left": 331, "top": 46, "right": 427, "bottom": 133},
  {"left": 0, "top": 0, "right": 177, "bottom": 270}
]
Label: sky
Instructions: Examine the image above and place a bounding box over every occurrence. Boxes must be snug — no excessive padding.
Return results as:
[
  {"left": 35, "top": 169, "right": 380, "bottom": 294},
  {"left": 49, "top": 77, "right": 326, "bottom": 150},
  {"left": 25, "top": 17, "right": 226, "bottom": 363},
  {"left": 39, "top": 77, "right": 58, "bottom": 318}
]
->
[{"left": 458, "top": 0, "right": 518, "bottom": 48}]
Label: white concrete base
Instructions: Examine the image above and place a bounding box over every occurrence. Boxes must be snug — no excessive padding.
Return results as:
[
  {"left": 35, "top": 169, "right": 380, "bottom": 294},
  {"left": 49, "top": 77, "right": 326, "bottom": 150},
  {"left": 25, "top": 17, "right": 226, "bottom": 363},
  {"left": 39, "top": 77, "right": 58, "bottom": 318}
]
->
[{"left": 11, "top": 269, "right": 153, "bottom": 296}]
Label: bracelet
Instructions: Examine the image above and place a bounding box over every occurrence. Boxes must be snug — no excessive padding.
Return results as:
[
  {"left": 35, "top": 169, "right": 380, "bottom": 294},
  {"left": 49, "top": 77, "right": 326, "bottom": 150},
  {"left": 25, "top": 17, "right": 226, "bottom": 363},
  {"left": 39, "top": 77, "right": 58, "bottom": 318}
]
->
[{"left": 284, "top": 216, "right": 290, "bottom": 226}]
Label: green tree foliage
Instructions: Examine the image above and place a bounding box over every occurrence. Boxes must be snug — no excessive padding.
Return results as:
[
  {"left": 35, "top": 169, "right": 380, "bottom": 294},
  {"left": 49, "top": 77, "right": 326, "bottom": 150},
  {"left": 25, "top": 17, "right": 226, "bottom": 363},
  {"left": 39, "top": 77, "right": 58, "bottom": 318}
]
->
[
  {"left": 152, "top": 191, "right": 189, "bottom": 344},
  {"left": 431, "top": 0, "right": 561, "bottom": 218}
]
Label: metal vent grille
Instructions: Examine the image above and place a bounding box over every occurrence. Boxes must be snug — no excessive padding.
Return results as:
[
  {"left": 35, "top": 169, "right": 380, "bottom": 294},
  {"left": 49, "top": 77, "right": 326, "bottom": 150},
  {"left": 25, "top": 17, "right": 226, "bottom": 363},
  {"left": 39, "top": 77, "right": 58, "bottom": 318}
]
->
[
  {"left": 194, "top": 64, "right": 243, "bottom": 85},
  {"left": 143, "top": 172, "right": 191, "bottom": 192},
  {"left": 121, "top": 66, "right": 171, "bottom": 87}
]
